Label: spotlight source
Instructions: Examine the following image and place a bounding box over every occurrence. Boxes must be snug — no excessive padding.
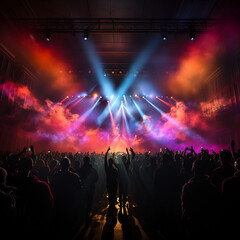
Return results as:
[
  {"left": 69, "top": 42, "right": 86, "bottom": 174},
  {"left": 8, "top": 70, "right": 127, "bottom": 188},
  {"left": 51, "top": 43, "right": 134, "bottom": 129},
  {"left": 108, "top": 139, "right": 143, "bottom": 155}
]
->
[
  {"left": 93, "top": 93, "right": 98, "bottom": 98},
  {"left": 46, "top": 32, "right": 51, "bottom": 41},
  {"left": 83, "top": 29, "right": 89, "bottom": 40},
  {"left": 189, "top": 29, "right": 196, "bottom": 40}
]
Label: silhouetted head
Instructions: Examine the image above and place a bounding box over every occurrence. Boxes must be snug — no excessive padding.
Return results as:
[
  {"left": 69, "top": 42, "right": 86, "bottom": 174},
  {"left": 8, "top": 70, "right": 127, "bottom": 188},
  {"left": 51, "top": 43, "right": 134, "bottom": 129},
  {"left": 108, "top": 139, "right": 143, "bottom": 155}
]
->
[
  {"left": 83, "top": 156, "right": 90, "bottom": 165},
  {"left": 60, "top": 158, "right": 70, "bottom": 171},
  {"left": 220, "top": 149, "right": 232, "bottom": 165},
  {"left": 192, "top": 160, "right": 206, "bottom": 177},
  {"left": 0, "top": 167, "right": 7, "bottom": 185},
  {"left": 18, "top": 157, "right": 33, "bottom": 176},
  {"left": 109, "top": 158, "right": 114, "bottom": 166}
]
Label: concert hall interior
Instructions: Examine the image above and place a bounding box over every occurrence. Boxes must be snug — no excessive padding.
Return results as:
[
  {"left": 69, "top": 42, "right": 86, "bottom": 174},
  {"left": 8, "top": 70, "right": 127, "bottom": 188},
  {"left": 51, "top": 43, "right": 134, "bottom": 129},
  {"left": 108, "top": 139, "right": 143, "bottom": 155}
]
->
[{"left": 0, "top": 1, "right": 240, "bottom": 240}]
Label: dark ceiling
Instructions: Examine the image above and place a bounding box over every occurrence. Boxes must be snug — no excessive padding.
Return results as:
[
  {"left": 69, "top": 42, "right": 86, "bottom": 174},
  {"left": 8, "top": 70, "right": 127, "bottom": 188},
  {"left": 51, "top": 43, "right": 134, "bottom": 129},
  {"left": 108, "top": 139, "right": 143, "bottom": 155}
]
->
[{"left": 0, "top": 0, "right": 240, "bottom": 98}]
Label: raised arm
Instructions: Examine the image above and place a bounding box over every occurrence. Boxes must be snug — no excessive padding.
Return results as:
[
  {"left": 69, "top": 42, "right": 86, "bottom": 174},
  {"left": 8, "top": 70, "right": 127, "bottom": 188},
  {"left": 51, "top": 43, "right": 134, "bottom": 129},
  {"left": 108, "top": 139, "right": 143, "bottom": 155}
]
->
[
  {"left": 105, "top": 146, "right": 110, "bottom": 170},
  {"left": 190, "top": 146, "right": 197, "bottom": 156},
  {"left": 126, "top": 148, "right": 130, "bottom": 163},
  {"left": 130, "top": 147, "right": 135, "bottom": 162}
]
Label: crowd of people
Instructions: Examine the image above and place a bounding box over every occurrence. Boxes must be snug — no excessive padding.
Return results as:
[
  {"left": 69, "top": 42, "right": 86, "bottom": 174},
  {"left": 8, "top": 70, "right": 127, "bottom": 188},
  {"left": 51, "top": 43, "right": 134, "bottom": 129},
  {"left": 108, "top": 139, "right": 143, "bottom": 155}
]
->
[{"left": 0, "top": 141, "right": 240, "bottom": 239}]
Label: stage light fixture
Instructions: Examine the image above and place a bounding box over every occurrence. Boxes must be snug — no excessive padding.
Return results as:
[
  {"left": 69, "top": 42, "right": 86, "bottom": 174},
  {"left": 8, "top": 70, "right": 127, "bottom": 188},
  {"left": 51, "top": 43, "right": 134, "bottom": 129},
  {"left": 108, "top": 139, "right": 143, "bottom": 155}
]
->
[
  {"left": 161, "top": 30, "right": 167, "bottom": 41},
  {"left": 46, "top": 32, "right": 51, "bottom": 41},
  {"left": 83, "top": 29, "right": 89, "bottom": 40},
  {"left": 134, "top": 94, "right": 138, "bottom": 98},
  {"left": 162, "top": 33, "right": 167, "bottom": 40},
  {"left": 93, "top": 93, "right": 98, "bottom": 98},
  {"left": 189, "top": 30, "right": 196, "bottom": 40}
]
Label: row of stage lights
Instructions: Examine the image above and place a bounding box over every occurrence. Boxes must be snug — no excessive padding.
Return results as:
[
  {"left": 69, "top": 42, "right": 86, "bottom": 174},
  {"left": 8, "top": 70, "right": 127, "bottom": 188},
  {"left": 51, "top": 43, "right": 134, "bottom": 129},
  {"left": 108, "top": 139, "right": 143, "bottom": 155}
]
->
[
  {"left": 65, "top": 94, "right": 175, "bottom": 100},
  {"left": 46, "top": 29, "right": 196, "bottom": 41}
]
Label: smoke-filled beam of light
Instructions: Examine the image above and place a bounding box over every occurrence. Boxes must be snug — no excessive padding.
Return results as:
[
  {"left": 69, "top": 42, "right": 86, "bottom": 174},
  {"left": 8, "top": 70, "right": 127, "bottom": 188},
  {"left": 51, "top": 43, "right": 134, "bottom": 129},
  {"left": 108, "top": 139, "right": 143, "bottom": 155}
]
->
[
  {"left": 156, "top": 97, "right": 172, "bottom": 108},
  {"left": 132, "top": 98, "right": 145, "bottom": 119},
  {"left": 122, "top": 105, "right": 126, "bottom": 136},
  {"left": 60, "top": 96, "right": 69, "bottom": 103},
  {"left": 116, "top": 36, "right": 160, "bottom": 97},
  {"left": 97, "top": 96, "right": 119, "bottom": 125},
  {"left": 112, "top": 134, "right": 120, "bottom": 144},
  {"left": 123, "top": 95, "right": 128, "bottom": 107},
  {"left": 122, "top": 105, "right": 130, "bottom": 136},
  {"left": 114, "top": 102, "right": 123, "bottom": 123},
  {"left": 68, "top": 96, "right": 84, "bottom": 110},
  {"left": 84, "top": 41, "right": 115, "bottom": 97},
  {"left": 81, "top": 96, "right": 102, "bottom": 120},
  {"left": 144, "top": 97, "right": 204, "bottom": 141},
  {"left": 123, "top": 105, "right": 136, "bottom": 121},
  {"left": 108, "top": 101, "right": 115, "bottom": 129}
]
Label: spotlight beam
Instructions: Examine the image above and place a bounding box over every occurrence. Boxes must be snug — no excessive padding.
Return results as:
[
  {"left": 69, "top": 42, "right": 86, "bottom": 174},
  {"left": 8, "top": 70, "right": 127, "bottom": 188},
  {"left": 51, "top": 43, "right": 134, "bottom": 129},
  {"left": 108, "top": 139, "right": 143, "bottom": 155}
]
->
[
  {"left": 143, "top": 97, "right": 204, "bottom": 141},
  {"left": 68, "top": 96, "right": 84, "bottom": 110},
  {"left": 84, "top": 41, "right": 115, "bottom": 97},
  {"left": 97, "top": 96, "right": 119, "bottom": 125},
  {"left": 156, "top": 97, "right": 172, "bottom": 108},
  {"left": 116, "top": 36, "right": 160, "bottom": 97},
  {"left": 108, "top": 101, "right": 115, "bottom": 129},
  {"left": 122, "top": 105, "right": 130, "bottom": 135},
  {"left": 132, "top": 98, "right": 145, "bottom": 119},
  {"left": 123, "top": 105, "right": 135, "bottom": 121},
  {"left": 81, "top": 96, "right": 101, "bottom": 120},
  {"left": 97, "top": 37, "right": 160, "bottom": 125}
]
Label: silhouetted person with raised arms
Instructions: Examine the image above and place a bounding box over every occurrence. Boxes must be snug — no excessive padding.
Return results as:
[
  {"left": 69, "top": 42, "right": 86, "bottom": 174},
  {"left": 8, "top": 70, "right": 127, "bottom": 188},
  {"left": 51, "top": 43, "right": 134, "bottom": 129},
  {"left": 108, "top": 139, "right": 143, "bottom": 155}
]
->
[
  {"left": 181, "top": 160, "right": 221, "bottom": 240},
  {"left": 78, "top": 156, "right": 98, "bottom": 223},
  {"left": 104, "top": 147, "right": 118, "bottom": 210},
  {"left": 117, "top": 147, "right": 135, "bottom": 209}
]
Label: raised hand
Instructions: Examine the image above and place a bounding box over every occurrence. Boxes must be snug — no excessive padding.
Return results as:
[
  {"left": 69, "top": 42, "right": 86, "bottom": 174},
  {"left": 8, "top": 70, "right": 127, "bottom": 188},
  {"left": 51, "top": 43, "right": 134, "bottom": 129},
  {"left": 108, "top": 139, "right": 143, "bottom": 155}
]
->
[{"left": 107, "top": 146, "right": 110, "bottom": 152}]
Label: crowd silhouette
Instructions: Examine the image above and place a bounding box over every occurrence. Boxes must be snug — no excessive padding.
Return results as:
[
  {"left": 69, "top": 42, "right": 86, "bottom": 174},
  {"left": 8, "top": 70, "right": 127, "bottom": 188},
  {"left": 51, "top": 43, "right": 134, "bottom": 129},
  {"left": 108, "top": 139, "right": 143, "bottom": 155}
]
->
[{"left": 0, "top": 141, "right": 240, "bottom": 239}]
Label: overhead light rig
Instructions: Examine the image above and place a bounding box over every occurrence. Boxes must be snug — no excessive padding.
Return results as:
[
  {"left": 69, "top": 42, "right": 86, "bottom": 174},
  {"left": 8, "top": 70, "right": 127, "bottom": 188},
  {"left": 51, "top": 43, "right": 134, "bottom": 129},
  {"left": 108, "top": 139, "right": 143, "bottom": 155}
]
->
[{"left": 12, "top": 18, "right": 225, "bottom": 34}]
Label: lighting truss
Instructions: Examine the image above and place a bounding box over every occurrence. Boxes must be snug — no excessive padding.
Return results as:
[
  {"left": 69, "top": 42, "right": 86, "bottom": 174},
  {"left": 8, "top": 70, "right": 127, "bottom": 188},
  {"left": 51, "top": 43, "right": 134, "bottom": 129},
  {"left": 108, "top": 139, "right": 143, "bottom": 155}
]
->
[{"left": 12, "top": 18, "right": 225, "bottom": 34}]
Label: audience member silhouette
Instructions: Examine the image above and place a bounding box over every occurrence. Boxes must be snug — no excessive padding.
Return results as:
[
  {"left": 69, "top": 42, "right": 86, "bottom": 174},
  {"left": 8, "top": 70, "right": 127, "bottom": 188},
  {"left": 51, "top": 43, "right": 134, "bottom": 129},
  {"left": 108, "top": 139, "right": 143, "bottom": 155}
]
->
[
  {"left": 78, "top": 156, "right": 99, "bottom": 223},
  {"left": 153, "top": 153, "right": 179, "bottom": 238},
  {"left": 104, "top": 147, "right": 118, "bottom": 210},
  {"left": 117, "top": 147, "right": 135, "bottom": 209},
  {"left": 181, "top": 159, "right": 221, "bottom": 239},
  {"left": 11, "top": 157, "right": 53, "bottom": 238},
  {"left": 222, "top": 157, "right": 240, "bottom": 238},
  {"left": 51, "top": 157, "right": 81, "bottom": 236},
  {"left": 211, "top": 149, "right": 235, "bottom": 190},
  {"left": 0, "top": 167, "right": 16, "bottom": 237}
]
